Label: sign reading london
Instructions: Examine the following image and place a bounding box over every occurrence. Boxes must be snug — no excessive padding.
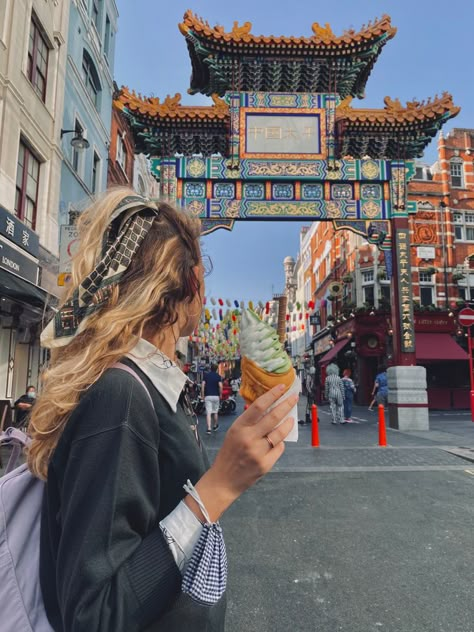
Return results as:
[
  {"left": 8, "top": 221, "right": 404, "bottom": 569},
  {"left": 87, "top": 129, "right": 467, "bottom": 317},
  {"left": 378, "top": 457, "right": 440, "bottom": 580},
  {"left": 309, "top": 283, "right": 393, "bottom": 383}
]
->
[{"left": 242, "top": 109, "right": 324, "bottom": 159}]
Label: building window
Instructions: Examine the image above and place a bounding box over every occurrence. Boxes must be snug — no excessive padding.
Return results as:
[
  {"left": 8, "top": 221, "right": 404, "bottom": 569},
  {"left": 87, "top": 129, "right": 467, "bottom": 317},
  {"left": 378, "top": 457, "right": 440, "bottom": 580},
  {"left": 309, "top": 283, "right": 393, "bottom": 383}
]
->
[
  {"left": 137, "top": 175, "right": 146, "bottom": 196},
  {"left": 361, "top": 269, "right": 374, "bottom": 304},
  {"left": 414, "top": 167, "right": 424, "bottom": 180},
  {"left": 14, "top": 141, "right": 40, "bottom": 230},
  {"left": 362, "top": 269, "right": 374, "bottom": 284},
  {"left": 450, "top": 159, "right": 464, "bottom": 188},
  {"left": 27, "top": 14, "right": 49, "bottom": 102},
  {"left": 92, "top": 152, "right": 101, "bottom": 193},
  {"left": 82, "top": 50, "right": 101, "bottom": 107},
  {"left": 453, "top": 212, "right": 474, "bottom": 242},
  {"left": 380, "top": 283, "right": 391, "bottom": 303},
  {"left": 419, "top": 271, "right": 435, "bottom": 306},
  {"left": 104, "top": 15, "right": 111, "bottom": 58},
  {"left": 116, "top": 134, "right": 127, "bottom": 173},
  {"left": 92, "top": 0, "right": 101, "bottom": 31}
]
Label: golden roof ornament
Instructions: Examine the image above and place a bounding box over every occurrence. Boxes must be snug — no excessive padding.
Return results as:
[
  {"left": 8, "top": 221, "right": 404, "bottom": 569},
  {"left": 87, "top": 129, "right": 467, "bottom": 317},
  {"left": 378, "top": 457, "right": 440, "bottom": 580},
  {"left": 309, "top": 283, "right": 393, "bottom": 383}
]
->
[
  {"left": 311, "top": 22, "right": 335, "bottom": 40},
  {"left": 231, "top": 20, "right": 252, "bottom": 37}
]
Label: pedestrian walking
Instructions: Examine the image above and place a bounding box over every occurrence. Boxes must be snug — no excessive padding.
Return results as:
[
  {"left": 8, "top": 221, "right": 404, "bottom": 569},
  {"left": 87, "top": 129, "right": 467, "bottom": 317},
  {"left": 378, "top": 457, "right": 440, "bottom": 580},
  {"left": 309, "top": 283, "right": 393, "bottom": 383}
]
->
[
  {"left": 374, "top": 365, "right": 389, "bottom": 408},
  {"left": 230, "top": 376, "right": 240, "bottom": 396},
  {"left": 13, "top": 385, "right": 36, "bottom": 429},
  {"left": 325, "top": 365, "right": 345, "bottom": 425},
  {"left": 341, "top": 369, "right": 356, "bottom": 423},
  {"left": 201, "top": 363, "right": 223, "bottom": 433},
  {"left": 368, "top": 385, "right": 378, "bottom": 411},
  {"left": 28, "top": 190, "right": 297, "bottom": 632}
]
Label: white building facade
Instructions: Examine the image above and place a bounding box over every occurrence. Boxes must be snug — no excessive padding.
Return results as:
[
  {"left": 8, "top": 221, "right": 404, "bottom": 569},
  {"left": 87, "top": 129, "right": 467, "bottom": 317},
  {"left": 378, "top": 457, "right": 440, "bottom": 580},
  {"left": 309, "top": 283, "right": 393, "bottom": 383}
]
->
[{"left": 0, "top": 0, "right": 69, "bottom": 407}]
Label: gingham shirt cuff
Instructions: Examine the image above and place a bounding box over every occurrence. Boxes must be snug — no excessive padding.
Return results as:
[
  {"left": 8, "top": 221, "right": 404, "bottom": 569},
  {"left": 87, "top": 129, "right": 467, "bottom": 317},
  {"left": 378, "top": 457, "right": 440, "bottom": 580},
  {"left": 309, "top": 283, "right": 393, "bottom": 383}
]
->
[{"left": 159, "top": 500, "right": 203, "bottom": 573}]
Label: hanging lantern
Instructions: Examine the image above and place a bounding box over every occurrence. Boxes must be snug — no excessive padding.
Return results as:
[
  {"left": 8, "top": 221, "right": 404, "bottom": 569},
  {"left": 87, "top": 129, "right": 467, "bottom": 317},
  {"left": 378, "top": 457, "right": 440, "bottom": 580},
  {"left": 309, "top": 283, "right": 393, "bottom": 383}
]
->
[
  {"left": 211, "top": 297, "right": 216, "bottom": 305},
  {"left": 249, "top": 301, "right": 254, "bottom": 311},
  {"left": 265, "top": 302, "right": 270, "bottom": 314},
  {"left": 299, "top": 312, "right": 303, "bottom": 320},
  {"left": 286, "top": 314, "right": 290, "bottom": 321},
  {"left": 306, "top": 313, "right": 309, "bottom": 319},
  {"left": 218, "top": 298, "right": 224, "bottom": 306},
  {"left": 301, "top": 324, "right": 305, "bottom": 330},
  {"left": 234, "top": 300, "right": 239, "bottom": 308},
  {"left": 226, "top": 299, "right": 231, "bottom": 307}
]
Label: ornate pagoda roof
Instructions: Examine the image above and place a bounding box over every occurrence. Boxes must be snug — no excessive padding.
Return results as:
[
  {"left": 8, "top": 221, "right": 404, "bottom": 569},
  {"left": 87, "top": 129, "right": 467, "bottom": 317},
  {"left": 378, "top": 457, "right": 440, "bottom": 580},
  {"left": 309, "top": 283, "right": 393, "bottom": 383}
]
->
[
  {"left": 114, "top": 88, "right": 230, "bottom": 156},
  {"left": 336, "top": 93, "right": 460, "bottom": 159},
  {"left": 114, "top": 87, "right": 459, "bottom": 160},
  {"left": 179, "top": 10, "right": 397, "bottom": 98}
]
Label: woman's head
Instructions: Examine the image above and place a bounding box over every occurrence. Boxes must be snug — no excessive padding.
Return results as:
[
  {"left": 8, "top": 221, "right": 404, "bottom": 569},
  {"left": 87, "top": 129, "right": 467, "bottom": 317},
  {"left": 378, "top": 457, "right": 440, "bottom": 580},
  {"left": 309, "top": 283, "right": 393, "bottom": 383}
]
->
[
  {"left": 343, "top": 369, "right": 351, "bottom": 378},
  {"left": 29, "top": 189, "right": 203, "bottom": 479}
]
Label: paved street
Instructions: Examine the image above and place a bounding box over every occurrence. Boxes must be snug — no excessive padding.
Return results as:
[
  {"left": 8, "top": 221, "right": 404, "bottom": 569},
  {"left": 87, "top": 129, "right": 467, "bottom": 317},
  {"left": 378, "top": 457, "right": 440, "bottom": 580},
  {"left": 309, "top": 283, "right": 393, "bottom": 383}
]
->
[
  {"left": 2, "top": 398, "right": 473, "bottom": 631},
  {"left": 201, "top": 397, "right": 474, "bottom": 632}
]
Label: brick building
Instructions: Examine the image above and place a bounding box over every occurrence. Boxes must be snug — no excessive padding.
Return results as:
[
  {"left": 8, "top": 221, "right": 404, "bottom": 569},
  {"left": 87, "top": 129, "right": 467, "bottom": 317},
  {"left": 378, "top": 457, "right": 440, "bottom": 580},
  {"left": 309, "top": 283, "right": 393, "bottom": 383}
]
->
[
  {"left": 107, "top": 104, "right": 135, "bottom": 187},
  {"left": 290, "top": 128, "right": 474, "bottom": 409}
]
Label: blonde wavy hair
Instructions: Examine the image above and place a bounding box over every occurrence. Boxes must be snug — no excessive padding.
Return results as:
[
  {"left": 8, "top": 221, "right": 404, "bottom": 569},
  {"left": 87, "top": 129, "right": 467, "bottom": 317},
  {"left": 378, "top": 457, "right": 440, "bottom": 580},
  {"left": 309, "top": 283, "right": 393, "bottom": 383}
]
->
[{"left": 28, "top": 188, "right": 202, "bottom": 480}]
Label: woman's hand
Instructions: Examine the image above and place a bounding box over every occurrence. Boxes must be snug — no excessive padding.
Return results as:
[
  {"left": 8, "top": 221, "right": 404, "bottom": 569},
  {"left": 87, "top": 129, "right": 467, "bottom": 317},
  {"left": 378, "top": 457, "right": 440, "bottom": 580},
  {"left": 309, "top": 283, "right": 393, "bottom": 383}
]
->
[{"left": 186, "top": 385, "right": 298, "bottom": 522}]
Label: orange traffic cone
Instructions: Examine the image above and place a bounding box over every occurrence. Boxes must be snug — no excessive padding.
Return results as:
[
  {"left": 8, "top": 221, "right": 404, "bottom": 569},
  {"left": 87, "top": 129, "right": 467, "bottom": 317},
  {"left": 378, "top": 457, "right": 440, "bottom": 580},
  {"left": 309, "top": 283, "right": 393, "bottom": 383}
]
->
[
  {"left": 378, "top": 404, "right": 387, "bottom": 447},
  {"left": 311, "top": 404, "right": 320, "bottom": 448}
]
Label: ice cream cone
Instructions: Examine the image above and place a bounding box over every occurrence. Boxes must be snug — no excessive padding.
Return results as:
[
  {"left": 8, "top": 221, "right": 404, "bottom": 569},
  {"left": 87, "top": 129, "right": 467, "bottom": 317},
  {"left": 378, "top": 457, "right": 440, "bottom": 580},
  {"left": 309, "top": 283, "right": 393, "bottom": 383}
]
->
[{"left": 240, "top": 356, "right": 295, "bottom": 405}]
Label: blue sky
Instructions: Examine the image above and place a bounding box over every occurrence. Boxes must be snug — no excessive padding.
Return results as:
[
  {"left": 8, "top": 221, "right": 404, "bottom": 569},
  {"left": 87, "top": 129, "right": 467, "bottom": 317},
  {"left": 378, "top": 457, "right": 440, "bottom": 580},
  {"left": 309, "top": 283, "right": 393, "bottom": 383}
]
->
[{"left": 114, "top": 0, "right": 473, "bottom": 303}]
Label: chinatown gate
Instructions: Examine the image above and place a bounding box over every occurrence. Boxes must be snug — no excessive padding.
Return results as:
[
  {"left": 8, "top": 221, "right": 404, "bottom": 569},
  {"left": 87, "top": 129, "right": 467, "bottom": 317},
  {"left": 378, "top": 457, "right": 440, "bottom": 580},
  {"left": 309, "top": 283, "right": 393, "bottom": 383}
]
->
[{"left": 115, "top": 11, "right": 460, "bottom": 429}]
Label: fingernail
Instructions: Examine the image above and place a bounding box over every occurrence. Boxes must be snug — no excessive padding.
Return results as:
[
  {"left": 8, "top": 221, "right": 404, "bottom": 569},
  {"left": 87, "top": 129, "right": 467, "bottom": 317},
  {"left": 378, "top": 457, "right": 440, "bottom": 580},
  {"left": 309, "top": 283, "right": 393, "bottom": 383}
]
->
[{"left": 277, "top": 384, "right": 286, "bottom": 392}]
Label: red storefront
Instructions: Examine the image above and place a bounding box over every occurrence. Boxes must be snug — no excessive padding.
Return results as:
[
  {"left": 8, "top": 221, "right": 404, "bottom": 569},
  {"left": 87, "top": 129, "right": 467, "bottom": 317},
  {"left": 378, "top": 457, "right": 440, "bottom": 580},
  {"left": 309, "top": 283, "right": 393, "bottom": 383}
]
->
[{"left": 315, "top": 311, "right": 469, "bottom": 409}]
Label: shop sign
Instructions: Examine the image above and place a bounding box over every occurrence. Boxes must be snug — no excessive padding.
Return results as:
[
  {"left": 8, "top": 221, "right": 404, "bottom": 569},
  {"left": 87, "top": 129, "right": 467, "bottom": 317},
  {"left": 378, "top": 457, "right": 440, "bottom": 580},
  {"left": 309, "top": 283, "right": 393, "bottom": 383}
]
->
[
  {"left": 416, "top": 246, "right": 435, "bottom": 260},
  {"left": 0, "top": 236, "right": 39, "bottom": 284},
  {"left": 415, "top": 314, "right": 455, "bottom": 333},
  {"left": 396, "top": 228, "right": 415, "bottom": 353},
  {"left": 309, "top": 314, "right": 320, "bottom": 326},
  {"left": 0, "top": 205, "right": 39, "bottom": 258},
  {"left": 59, "top": 225, "right": 80, "bottom": 275},
  {"left": 313, "top": 334, "right": 331, "bottom": 356}
]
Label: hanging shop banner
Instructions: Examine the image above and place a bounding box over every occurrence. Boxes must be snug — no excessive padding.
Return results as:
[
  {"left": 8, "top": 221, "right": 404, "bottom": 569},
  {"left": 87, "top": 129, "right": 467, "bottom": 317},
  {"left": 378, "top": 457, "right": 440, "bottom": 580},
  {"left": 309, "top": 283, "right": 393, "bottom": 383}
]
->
[
  {"left": 395, "top": 228, "right": 415, "bottom": 353},
  {"left": 0, "top": 236, "right": 39, "bottom": 284},
  {"left": 0, "top": 205, "right": 39, "bottom": 258}
]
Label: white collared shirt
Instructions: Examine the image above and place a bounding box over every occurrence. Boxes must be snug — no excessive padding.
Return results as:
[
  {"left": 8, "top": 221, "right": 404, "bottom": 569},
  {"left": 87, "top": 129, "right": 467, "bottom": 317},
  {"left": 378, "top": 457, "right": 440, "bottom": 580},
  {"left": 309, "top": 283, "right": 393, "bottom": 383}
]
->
[{"left": 126, "top": 338, "right": 188, "bottom": 413}]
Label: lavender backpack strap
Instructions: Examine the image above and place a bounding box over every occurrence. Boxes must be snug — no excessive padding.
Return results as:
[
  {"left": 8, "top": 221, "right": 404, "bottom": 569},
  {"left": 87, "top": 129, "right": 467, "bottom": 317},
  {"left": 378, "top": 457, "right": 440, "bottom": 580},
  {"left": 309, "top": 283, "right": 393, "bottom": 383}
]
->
[{"left": 112, "top": 362, "right": 154, "bottom": 407}]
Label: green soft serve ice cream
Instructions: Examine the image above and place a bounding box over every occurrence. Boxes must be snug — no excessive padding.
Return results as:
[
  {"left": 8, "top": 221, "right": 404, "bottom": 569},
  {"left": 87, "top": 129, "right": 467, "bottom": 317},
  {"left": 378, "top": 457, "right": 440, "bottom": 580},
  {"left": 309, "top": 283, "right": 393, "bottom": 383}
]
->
[{"left": 240, "top": 309, "right": 292, "bottom": 374}]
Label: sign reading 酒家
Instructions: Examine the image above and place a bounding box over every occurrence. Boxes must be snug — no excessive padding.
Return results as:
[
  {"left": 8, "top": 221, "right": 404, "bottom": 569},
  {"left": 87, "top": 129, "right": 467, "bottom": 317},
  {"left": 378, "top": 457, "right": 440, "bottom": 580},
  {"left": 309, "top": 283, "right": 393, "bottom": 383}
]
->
[
  {"left": 0, "top": 205, "right": 39, "bottom": 258},
  {"left": 396, "top": 228, "right": 415, "bottom": 353}
]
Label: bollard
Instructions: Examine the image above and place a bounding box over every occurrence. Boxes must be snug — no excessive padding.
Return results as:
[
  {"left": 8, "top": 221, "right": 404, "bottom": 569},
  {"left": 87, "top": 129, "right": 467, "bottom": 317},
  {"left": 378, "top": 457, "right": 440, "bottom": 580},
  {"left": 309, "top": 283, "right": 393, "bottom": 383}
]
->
[
  {"left": 378, "top": 404, "right": 387, "bottom": 447},
  {"left": 311, "top": 404, "right": 320, "bottom": 448}
]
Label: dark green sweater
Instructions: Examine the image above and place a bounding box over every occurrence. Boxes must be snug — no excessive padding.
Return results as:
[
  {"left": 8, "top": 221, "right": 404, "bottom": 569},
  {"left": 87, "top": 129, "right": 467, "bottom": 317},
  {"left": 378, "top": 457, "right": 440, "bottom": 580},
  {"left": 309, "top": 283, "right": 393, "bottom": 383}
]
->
[{"left": 40, "top": 359, "right": 227, "bottom": 631}]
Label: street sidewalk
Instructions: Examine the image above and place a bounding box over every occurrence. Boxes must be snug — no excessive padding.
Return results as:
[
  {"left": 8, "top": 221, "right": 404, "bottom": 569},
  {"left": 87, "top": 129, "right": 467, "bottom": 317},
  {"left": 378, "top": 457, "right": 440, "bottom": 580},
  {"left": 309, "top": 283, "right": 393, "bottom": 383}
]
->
[{"left": 201, "top": 396, "right": 474, "bottom": 471}]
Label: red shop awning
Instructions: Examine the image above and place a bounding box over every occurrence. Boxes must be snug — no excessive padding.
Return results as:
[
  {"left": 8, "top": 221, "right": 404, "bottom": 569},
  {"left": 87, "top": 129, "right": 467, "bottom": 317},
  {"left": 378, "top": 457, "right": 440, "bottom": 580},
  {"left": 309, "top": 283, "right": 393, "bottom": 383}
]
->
[
  {"left": 415, "top": 333, "right": 468, "bottom": 362},
  {"left": 318, "top": 338, "right": 350, "bottom": 365}
]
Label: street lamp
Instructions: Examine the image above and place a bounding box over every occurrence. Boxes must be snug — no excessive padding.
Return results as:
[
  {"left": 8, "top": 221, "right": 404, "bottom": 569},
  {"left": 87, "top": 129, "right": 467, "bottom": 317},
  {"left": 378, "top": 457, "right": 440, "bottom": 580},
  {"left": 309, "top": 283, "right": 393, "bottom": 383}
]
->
[{"left": 60, "top": 128, "right": 90, "bottom": 150}]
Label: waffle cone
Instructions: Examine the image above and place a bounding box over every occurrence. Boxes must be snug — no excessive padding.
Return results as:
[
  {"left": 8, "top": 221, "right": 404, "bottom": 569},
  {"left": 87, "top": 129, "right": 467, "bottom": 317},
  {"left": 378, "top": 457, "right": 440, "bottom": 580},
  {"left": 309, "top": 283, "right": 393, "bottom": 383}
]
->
[{"left": 239, "top": 356, "right": 295, "bottom": 405}]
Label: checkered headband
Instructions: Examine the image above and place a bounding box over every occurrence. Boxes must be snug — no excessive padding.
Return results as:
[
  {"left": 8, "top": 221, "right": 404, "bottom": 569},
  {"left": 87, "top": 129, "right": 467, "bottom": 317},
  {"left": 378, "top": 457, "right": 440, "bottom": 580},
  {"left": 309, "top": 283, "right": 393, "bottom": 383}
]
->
[{"left": 41, "top": 195, "right": 159, "bottom": 348}]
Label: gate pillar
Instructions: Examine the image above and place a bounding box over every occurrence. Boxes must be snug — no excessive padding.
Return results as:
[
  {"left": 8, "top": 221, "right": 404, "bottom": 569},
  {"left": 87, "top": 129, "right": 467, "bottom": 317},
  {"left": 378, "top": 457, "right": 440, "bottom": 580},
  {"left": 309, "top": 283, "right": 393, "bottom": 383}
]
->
[{"left": 388, "top": 217, "right": 429, "bottom": 430}]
